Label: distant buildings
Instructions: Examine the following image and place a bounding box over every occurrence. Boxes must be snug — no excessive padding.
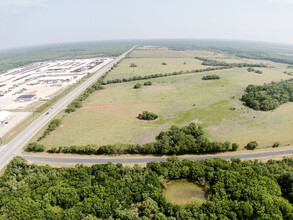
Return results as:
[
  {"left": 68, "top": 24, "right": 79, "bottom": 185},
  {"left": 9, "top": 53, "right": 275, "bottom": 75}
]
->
[
  {"left": 16, "top": 95, "right": 36, "bottom": 102},
  {"left": 0, "top": 111, "right": 12, "bottom": 126}
]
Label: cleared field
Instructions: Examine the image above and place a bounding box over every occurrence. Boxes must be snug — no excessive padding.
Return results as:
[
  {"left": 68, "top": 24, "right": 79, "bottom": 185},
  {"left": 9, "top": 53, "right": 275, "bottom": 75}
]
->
[
  {"left": 162, "top": 179, "right": 207, "bottom": 206},
  {"left": 107, "top": 57, "right": 209, "bottom": 80},
  {"left": 36, "top": 56, "right": 293, "bottom": 149},
  {"left": 129, "top": 46, "right": 189, "bottom": 58}
]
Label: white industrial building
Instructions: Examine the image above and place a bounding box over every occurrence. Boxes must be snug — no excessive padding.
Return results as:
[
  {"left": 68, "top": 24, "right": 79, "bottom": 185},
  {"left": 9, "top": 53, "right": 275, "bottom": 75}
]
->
[{"left": 0, "top": 110, "right": 12, "bottom": 126}]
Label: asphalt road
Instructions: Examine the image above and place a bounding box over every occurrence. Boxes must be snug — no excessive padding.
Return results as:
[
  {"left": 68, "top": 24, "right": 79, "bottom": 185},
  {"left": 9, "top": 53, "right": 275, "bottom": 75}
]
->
[
  {"left": 22, "top": 149, "right": 293, "bottom": 164},
  {"left": 0, "top": 46, "right": 136, "bottom": 170}
]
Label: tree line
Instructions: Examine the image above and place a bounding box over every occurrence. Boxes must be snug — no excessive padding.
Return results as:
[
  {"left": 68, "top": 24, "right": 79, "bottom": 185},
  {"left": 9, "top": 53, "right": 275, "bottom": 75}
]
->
[
  {"left": 194, "top": 56, "right": 267, "bottom": 68},
  {"left": 104, "top": 66, "right": 230, "bottom": 85},
  {"left": 65, "top": 77, "right": 106, "bottom": 113},
  {"left": 45, "top": 123, "right": 239, "bottom": 155},
  {"left": 0, "top": 156, "right": 293, "bottom": 219},
  {"left": 241, "top": 78, "right": 293, "bottom": 111},
  {"left": 37, "top": 119, "right": 62, "bottom": 141}
]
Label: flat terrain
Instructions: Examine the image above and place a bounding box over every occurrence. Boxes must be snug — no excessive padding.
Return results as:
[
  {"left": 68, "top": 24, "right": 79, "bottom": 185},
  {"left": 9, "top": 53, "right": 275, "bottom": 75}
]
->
[
  {"left": 35, "top": 47, "right": 293, "bottom": 149},
  {"left": 162, "top": 179, "right": 207, "bottom": 206}
]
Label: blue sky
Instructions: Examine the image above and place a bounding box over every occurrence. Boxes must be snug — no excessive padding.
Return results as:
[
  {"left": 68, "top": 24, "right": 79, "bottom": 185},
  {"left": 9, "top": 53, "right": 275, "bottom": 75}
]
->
[{"left": 0, "top": 0, "right": 293, "bottom": 49}]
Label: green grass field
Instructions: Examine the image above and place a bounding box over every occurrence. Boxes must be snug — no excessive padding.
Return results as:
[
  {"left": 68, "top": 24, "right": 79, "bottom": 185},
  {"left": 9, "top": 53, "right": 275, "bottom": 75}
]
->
[
  {"left": 162, "top": 179, "right": 207, "bottom": 206},
  {"left": 34, "top": 47, "right": 293, "bottom": 149}
]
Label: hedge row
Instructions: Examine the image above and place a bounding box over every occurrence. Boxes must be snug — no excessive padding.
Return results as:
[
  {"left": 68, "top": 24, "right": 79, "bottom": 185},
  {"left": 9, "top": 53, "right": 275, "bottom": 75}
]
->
[
  {"left": 47, "top": 123, "right": 239, "bottom": 155},
  {"left": 194, "top": 56, "right": 267, "bottom": 68},
  {"left": 37, "top": 119, "right": 62, "bottom": 141},
  {"left": 65, "top": 76, "right": 106, "bottom": 113},
  {"left": 103, "top": 66, "right": 230, "bottom": 85}
]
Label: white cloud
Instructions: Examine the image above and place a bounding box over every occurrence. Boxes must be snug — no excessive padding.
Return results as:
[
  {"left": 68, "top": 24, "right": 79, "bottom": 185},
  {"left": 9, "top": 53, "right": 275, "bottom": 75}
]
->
[{"left": 0, "top": 0, "right": 47, "bottom": 13}]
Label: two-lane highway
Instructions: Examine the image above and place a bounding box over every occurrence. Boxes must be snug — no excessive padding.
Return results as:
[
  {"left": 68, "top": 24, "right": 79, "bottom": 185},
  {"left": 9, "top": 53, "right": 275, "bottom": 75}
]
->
[{"left": 0, "top": 46, "right": 137, "bottom": 170}]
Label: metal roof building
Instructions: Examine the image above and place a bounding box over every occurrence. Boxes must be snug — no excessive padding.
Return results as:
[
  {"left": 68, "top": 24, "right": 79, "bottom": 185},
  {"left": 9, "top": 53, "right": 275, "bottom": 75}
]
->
[{"left": 16, "top": 95, "right": 36, "bottom": 102}]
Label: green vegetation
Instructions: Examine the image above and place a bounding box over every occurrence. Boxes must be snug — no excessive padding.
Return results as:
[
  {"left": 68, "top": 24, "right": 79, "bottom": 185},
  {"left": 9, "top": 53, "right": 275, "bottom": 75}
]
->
[
  {"left": 195, "top": 56, "right": 267, "bottom": 68},
  {"left": 35, "top": 47, "right": 293, "bottom": 148},
  {"left": 246, "top": 141, "right": 258, "bottom": 150},
  {"left": 65, "top": 77, "right": 105, "bottom": 113},
  {"left": 25, "top": 142, "right": 45, "bottom": 152},
  {"left": 130, "top": 63, "right": 137, "bottom": 67},
  {"left": 272, "top": 141, "right": 280, "bottom": 148},
  {"left": 105, "top": 66, "right": 229, "bottom": 85},
  {"left": 162, "top": 62, "right": 167, "bottom": 65},
  {"left": 37, "top": 119, "right": 62, "bottom": 141},
  {"left": 0, "top": 41, "right": 137, "bottom": 73},
  {"left": 133, "top": 83, "right": 142, "bottom": 89},
  {"left": 47, "top": 123, "right": 238, "bottom": 155},
  {"left": 162, "top": 180, "right": 206, "bottom": 206},
  {"left": 1, "top": 156, "right": 293, "bottom": 219},
  {"left": 247, "top": 67, "right": 263, "bottom": 74},
  {"left": 202, "top": 74, "right": 220, "bottom": 80},
  {"left": 143, "top": 81, "right": 152, "bottom": 86},
  {"left": 145, "top": 39, "right": 293, "bottom": 64},
  {"left": 241, "top": 79, "right": 293, "bottom": 111},
  {"left": 137, "top": 111, "right": 158, "bottom": 120}
]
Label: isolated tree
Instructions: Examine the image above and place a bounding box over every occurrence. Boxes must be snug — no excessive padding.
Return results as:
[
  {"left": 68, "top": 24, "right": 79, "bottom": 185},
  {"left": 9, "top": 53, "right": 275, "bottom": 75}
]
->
[
  {"left": 133, "top": 83, "right": 142, "bottom": 89},
  {"left": 246, "top": 141, "right": 258, "bottom": 150}
]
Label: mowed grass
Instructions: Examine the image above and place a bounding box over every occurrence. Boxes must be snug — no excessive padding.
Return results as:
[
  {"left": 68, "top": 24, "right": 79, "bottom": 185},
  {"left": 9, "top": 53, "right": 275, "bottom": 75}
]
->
[
  {"left": 39, "top": 58, "right": 293, "bottom": 149},
  {"left": 162, "top": 180, "right": 207, "bottom": 206}
]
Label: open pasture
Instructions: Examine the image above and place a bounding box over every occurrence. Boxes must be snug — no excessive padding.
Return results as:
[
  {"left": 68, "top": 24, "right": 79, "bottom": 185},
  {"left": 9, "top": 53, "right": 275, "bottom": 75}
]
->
[{"left": 36, "top": 47, "right": 293, "bottom": 149}]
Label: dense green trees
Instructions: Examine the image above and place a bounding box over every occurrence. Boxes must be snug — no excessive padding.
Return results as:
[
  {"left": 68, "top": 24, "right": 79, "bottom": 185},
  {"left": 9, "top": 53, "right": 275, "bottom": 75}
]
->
[
  {"left": 202, "top": 74, "right": 220, "bottom": 80},
  {"left": 48, "top": 123, "right": 239, "bottom": 155},
  {"left": 1, "top": 156, "right": 293, "bottom": 219},
  {"left": 137, "top": 111, "right": 158, "bottom": 120},
  {"left": 25, "top": 142, "right": 45, "bottom": 152},
  {"left": 241, "top": 79, "right": 293, "bottom": 111}
]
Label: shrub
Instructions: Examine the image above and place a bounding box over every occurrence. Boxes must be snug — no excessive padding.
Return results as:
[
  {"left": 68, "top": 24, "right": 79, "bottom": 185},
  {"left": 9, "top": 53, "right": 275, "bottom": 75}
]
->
[
  {"left": 25, "top": 142, "right": 45, "bottom": 152},
  {"left": 133, "top": 83, "right": 142, "bottom": 89},
  {"left": 202, "top": 74, "right": 220, "bottom": 80},
  {"left": 143, "top": 81, "right": 152, "bottom": 86},
  {"left": 232, "top": 143, "right": 239, "bottom": 151},
  {"left": 138, "top": 111, "right": 158, "bottom": 120},
  {"left": 162, "top": 62, "right": 167, "bottom": 65},
  {"left": 272, "top": 142, "right": 280, "bottom": 148},
  {"left": 246, "top": 141, "right": 258, "bottom": 150},
  {"left": 130, "top": 63, "right": 137, "bottom": 67},
  {"left": 247, "top": 67, "right": 255, "bottom": 72},
  {"left": 255, "top": 70, "right": 263, "bottom": 74}
]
